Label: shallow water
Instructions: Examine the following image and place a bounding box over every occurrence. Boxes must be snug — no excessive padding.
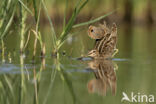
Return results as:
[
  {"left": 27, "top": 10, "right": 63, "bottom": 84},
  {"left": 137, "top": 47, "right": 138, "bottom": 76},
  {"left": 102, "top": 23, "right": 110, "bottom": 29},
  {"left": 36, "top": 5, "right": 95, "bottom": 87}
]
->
[{"left": 0, "top": 25, "right": 156, "bottom": 104}]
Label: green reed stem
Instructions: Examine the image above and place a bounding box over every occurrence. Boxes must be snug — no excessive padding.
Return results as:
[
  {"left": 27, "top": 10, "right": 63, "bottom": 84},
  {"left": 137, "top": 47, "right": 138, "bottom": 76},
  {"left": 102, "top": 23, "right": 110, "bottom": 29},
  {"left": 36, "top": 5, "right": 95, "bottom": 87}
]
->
[
  {"left": 18, "top": 0, "right": 33, "bottom": 16},
  {"left": 33, "top": 0, "right": 38, "bottom": 22},
  {"left": 63, "top": 0, "right": 68, "bottom": 29},
  {"left": 33, "top": 35, "right": 38, "bottom": 59},
  {"left": 32, "top": 0, "right": 44, "bottom": 58},
  {"left": 56, "top": 0, "right": 89, "bottom": 50},
  {"left": 19, "top": 0, "right": 27, "bottom": 53},
  {"left": 36, "top": 0, "right": 41, "bottom": 33},
  {"left": 72, "top": 10, "right": 116, "bottom": 28},
  {"left": 42, "top": 0, "right": 57, "bottom": 49},
  {"left": 0, "top": 0, "right": 17, "bottom": 39},
  {"left": 0, "top": 11, "right": 15, "bottom": 39},
  {"left": 1, "top": 40, "right": 5, "bottom": 63}
]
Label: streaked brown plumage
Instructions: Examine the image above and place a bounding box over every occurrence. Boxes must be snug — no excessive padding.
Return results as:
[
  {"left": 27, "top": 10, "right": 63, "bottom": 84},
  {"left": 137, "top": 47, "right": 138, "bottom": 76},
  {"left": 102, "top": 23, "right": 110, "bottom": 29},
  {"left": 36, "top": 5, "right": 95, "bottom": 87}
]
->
[
  {"left": 88, "top": 22, "right": 117, "bottom": 59},
  {"left": 87, "top": 59, "right": 117, "bottom": 96}
]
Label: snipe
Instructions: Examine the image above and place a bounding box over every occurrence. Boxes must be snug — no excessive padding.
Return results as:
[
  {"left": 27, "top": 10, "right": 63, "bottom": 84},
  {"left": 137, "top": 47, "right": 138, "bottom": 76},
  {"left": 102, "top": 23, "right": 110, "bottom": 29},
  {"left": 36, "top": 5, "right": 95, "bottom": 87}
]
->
[{"left": 87, "top": 22, "right": 118, "bottom": 59}]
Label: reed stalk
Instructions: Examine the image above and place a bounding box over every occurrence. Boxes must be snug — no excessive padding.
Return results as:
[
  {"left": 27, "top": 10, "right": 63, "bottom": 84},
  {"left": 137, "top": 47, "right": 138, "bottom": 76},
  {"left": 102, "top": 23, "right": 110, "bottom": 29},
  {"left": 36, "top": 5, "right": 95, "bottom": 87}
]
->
[
  {"left": 41, "top": 42, "right": 46, "bottom": 57},
  {"left": 32, "top": 0, "right": 45, "bottom": 58},
  {"left": 0, "top": 0, "right": 16, "bottom": 39},
  {"left": 1, "top": 40, "right": 5, "bottom": 63},
  {"left": 72, "top": 10, "right": 116, "bottom": 28},
  {"left": 33, "top": 35, "right": 38, "bottom": 60},
  {"left": 42, "top": 0, "right": 57, "bottom": 50},
  {"left": 56, "top": 0, "right": 89, "bottom": 50},
  {"left": 19, "top": 0, "right": 27, "bottom": 53},
  {"left": 63, "top": 0, "right": 68, "bottom": 29},
  {"left": 32, "top": 0, "right": 38, "bottom": 22}
]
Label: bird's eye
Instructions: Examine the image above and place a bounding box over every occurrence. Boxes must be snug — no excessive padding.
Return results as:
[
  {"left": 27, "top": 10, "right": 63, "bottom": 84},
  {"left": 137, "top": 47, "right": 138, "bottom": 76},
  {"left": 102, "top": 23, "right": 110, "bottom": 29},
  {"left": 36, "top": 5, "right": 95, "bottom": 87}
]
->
[{"left": 91, "top": 29, "right": 94, "bottom": 32}]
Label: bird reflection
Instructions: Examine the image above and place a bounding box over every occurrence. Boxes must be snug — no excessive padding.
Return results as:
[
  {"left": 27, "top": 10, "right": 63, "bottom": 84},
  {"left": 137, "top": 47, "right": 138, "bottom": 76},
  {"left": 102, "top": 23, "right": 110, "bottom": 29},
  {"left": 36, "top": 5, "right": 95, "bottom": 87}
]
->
[{"left": 87, "top": 59, "right": 117, "bottom": 96}]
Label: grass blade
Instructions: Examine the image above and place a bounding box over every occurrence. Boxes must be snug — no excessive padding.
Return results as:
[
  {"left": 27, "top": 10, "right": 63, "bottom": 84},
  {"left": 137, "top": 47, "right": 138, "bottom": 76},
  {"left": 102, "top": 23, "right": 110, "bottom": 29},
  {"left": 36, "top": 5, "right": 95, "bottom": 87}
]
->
[
  {"left": 42, "top": 0, "right": 57, "bottom": 49},
  {"left": 0, "top": 10, "right": 15, "bottom": 39},
  {"left": 18, "top": 0, "right": 33, "bottom": 16},
  {"left": 57, "top": 0, "right": 89, "bottom": 49},
  {"left": 63, "top": 0, "right": 68, "bottom": 29},
  {"left": 72, "top": 10, "right": 115, "bottom": 28},
  {"left": 33, "top": 0, "right": 38, "bottom": 21}
]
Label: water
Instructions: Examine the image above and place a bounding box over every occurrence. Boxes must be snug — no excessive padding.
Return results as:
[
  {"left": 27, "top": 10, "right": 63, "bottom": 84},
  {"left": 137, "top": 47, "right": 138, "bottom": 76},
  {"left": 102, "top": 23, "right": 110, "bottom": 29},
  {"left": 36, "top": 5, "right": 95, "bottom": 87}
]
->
[{"left": 0, "top": 25, "right": 156, "bottom": 104}]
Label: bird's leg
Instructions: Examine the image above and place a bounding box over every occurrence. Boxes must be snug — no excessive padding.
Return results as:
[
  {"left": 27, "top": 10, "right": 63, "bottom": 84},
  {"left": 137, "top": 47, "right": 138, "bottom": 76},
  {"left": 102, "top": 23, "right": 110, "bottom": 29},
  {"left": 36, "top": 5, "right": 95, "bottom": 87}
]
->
[{"left": 112, "top": 48, "right": 118, "bottom": 57}]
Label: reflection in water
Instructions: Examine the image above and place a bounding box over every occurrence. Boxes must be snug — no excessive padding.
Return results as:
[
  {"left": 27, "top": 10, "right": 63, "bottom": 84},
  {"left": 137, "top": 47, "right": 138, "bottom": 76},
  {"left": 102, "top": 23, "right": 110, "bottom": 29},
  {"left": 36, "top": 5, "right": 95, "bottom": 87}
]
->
[{"left": 87, "top": 59, "right": 117, "bottom": 96}]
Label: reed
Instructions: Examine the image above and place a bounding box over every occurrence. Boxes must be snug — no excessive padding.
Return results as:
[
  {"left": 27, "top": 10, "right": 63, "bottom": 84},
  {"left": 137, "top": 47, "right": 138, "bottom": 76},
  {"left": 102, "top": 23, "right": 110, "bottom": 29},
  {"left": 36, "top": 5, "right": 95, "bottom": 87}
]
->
[
  {"left": 1, "top": 40, "right": 5, "bottom": 63},
  {"left": 19, "top": 0, "right": 27, "bottom": 53},
  {"left": 42, "top": 0, "right": 57, "bottom": 50},
  {"left": 32, "top": 0, "right": 45, "bottom": 58},
  {"left": 0, "top": 0, "right": 113, "bottom": 57},
  {"left": 0, "top": 0, "right": 16, "bottom": 39},
  {"left": 56, "top": 0, "right": 89, "bottom": 51},
  {"left": 32, "top": 33, "right": 38, "bottom": 60},
  {"left": 72, "top": 10, "right": 116, "bottom": 28}
]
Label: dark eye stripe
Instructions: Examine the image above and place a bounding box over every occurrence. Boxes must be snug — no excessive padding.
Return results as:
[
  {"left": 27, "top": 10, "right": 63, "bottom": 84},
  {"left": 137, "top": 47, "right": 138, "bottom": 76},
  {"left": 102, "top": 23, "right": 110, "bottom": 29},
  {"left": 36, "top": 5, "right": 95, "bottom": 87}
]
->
[{"left": 91, "top": 29, "right": 94, "bottom": 32}]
